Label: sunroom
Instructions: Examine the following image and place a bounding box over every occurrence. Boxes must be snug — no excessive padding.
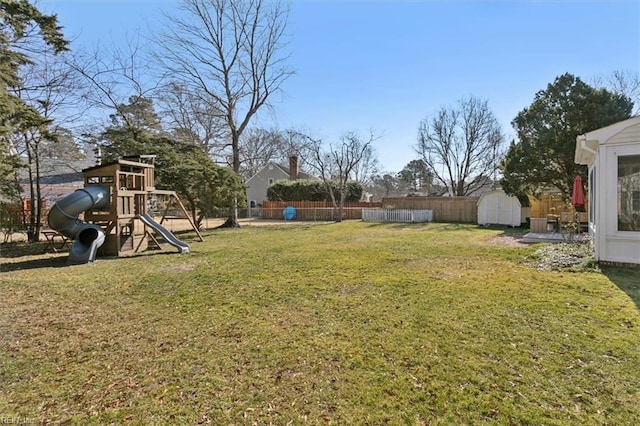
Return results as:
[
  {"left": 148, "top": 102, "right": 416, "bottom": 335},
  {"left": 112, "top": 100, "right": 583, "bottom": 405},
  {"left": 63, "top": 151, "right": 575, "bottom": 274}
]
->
[{"left": 575, "top": 115, "right": 640, "bottom": 265}]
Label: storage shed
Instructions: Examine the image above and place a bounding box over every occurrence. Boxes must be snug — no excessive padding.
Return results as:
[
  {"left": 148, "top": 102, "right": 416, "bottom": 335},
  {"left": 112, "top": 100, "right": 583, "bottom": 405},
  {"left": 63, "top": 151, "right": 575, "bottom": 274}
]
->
[
  {"left": 575, "top": 115, "right": 640, "bottom": 265},
  {"left": 477, "top": 189, "right": 530, "bottom": 227}
]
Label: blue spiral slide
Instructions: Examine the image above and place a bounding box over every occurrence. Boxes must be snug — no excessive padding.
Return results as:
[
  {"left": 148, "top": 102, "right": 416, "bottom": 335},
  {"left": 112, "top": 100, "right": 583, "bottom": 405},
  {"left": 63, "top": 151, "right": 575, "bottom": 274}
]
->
[{"left": 47, "top": 186, "right": 109, "bottom": 265}]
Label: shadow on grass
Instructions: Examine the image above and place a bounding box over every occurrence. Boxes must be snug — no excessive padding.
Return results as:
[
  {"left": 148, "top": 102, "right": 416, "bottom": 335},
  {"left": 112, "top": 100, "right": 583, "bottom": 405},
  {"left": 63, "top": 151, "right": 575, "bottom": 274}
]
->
[
  {"left": 363, "top": 222, "right": 522, "bottom": 231},
  {"left": 363, "top": 222, "right": 432, "bottom": 230},
  {"left": 602, "top": 266, "right": 640, "bottom": 310},
  {"left": 1, "top": 255, "right": 68, "bottom": 272},
  {"left": 479, "top": 224, "right": 530, "bottom": 234},
  {"left": 1, "top": 241, "right": 50, "bottom": 258},
  {"left": 0, "top": 246, "right": 192, "bottom": 273},
  {"left": 97, "top": 250, "right": 192, "bottom": 262}
]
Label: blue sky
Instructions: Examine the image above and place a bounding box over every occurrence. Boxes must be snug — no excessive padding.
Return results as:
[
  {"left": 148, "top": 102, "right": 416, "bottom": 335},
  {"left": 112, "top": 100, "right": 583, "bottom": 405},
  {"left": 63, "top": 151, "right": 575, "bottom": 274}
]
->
[{"left": 41, "top": 0, "right": 640, "bottom": 173}]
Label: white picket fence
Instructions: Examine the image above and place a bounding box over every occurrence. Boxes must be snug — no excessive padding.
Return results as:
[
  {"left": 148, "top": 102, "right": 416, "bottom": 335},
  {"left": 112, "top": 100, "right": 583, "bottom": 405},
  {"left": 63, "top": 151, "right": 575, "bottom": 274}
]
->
[{"left": 362, "top": 208, "right": 433, "bottom": 223}]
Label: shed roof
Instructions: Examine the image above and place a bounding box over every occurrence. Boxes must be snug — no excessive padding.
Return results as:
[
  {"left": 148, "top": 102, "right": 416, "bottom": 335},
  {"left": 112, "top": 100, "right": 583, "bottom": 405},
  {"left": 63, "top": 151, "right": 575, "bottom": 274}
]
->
[{"left": 477, "top": 189, "right": 530, "bottom": 207}]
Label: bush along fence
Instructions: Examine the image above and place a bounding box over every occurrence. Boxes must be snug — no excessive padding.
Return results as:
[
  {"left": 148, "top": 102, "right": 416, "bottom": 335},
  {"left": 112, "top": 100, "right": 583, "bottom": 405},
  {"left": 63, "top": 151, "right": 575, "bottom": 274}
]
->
[
  {"left": 261, "top": 201, "right": 382, "bottom": 221},
  {"left": 362, "top": 208, "right": 433, "bottom": 223}
]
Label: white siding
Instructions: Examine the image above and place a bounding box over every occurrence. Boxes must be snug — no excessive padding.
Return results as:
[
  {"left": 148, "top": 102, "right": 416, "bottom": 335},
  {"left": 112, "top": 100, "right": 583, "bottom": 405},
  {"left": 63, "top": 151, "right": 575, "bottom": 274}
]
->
[
  {"left": 606, "top": 123, "right": 640, "bottom": 145},
  {"left": 245, "top": 165, "right": 289, "bottom": 205}
]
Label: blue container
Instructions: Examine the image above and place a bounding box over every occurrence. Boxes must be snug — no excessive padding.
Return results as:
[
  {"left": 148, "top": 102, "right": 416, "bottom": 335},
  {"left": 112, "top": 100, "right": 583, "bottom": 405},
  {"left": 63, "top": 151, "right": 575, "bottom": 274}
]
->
[{"left": 283, "top": 206, "right": 297, "bottom": 221}]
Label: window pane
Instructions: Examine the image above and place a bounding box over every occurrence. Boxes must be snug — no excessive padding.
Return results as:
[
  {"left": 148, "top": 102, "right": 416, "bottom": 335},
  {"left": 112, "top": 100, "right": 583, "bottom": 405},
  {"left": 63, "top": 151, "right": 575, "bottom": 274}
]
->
[{"left": 618, "top": 155, "right": 640, "bottom": 231}]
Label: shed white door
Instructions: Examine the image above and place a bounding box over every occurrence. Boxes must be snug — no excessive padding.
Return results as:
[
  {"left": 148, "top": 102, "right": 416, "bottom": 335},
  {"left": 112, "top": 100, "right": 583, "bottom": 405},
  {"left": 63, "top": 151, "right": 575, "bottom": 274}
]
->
[{"left": 482, "top": 193, "right": 520, "bottom": 226}]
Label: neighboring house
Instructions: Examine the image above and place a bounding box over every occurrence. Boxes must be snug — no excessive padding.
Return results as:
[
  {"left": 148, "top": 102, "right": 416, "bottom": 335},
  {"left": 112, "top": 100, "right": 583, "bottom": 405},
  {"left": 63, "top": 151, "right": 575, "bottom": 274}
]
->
[
  {"left": 245, "top": 156, "right": 313, "bottom": 208},
  {"left": 37, "top": 171, "right": 85, "bottom": 208},
  {"left": 575, "top": 115, "right": 640, "bottom": 265},
  {"left": 19, "top": 157, "right": 96, "bottom": 212}
]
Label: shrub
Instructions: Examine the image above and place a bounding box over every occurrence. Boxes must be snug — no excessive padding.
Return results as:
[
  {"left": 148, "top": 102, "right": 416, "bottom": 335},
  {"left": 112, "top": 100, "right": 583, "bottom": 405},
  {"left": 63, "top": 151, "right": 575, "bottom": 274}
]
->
[
  {"left": 0, "top": 202, "right": 26, "bottom": 242},
  {"left": 267, "top": 179, "right": 363, "bottom": 202}
]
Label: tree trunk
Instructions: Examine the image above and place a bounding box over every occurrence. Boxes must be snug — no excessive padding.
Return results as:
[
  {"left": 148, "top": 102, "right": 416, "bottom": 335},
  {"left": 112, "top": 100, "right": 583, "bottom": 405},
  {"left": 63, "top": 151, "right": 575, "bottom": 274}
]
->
[
  {"left": 228, "top": 132, "right": 241, "bottom": 228},
  {"left": 191, "top": 204, "right": 199, "bottom": 230},
  {"left": 197, "top": 212, "right": 206, "bottom": 230},
  {"left": 26, "top": 154, "right": 38, "bottom": 242},
  {"left": 216, "top": 216, "right": 241, "bottom": 229},
  {"left": 327, "top": 185, "right": 341, "bottom": 222},
  {"left": 34, "top": 152, "right": 42, "bottom": 242},
  {"left": 338, "top": 191, "right": 345, "bottom": 222}
]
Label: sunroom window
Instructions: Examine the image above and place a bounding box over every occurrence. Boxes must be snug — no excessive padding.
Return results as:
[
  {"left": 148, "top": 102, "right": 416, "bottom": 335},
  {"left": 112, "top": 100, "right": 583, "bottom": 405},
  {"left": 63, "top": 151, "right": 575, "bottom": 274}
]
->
[{"left": 617, "top": 155, "right": 640, "bottom": 231}]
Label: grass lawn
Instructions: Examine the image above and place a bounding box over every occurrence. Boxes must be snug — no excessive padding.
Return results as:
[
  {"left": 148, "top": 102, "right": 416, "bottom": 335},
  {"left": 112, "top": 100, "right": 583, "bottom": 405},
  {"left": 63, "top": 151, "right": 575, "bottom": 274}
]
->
[{"left": 1, "top": 222, "right": 639, "bottom": 424}]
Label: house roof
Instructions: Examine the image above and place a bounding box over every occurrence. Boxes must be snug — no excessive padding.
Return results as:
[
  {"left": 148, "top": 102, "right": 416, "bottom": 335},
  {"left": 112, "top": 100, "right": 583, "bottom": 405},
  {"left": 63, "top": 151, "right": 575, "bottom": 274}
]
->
[
  {"left": 275, "top": 161, "right": 313, "bottom": 180},
  {"left": 575, "top": 115, "right": 640, "bottom": 165},
  {"left": 245, "top": 160, "right": 314, "bottom": 184},
  {"left": 40, "top": 172, "right": 83, "bottom": 185},
  {"left": 17, "top": 158, "right": 91, "bottom": 183}
]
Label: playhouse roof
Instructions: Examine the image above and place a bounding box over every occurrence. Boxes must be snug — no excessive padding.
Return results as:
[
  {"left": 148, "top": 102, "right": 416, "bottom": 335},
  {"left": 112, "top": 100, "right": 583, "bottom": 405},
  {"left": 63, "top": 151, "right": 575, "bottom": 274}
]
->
[{"left": 82, "top": 158, "right": 155, "bottom": 173}]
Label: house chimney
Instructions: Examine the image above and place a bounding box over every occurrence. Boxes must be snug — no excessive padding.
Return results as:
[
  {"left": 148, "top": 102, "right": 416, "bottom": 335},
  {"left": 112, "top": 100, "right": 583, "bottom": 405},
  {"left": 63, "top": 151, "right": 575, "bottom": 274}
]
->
[{"left": 289, "top": 155, "right": 299, "bottom": 180}]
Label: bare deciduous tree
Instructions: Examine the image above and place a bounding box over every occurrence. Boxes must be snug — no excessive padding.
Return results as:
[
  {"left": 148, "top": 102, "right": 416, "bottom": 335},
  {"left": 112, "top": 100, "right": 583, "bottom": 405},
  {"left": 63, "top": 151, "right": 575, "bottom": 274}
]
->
[
  {"left": 12, "top": 51, "right": 83, "bottom": 241},
  {"left": 238, "top": 127, "right": 287, "bottom": 180},
  {"left": 155, "top": 0, "right": 293, "bottom": 226},
  {"left": 67, "top": 33, "right": 157, "bottom": 130},
  {"left": 349, "top": 138, "right": 379, "bottom": 187},
  {"left": 593, "top": 70, "right": 640, "bottom": 115},
  {"left": 156, "top": 0, "right": 290, "bottom": 166},
  {"left": 416, "top": 96, "right": 504, "bottom": 196},
  {"left": 299, "top": 131, "right": 377, "bottom": 222},
  {"left": 156, "top": 82, "right": 227, "bottom": 158}
]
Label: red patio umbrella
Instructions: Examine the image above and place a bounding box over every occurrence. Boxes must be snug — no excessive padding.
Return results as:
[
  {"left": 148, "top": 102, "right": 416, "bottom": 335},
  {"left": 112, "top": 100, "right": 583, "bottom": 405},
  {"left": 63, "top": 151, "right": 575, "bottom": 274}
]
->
[{"left": 571, "top": 175, "right": 585, "bottom": 210}]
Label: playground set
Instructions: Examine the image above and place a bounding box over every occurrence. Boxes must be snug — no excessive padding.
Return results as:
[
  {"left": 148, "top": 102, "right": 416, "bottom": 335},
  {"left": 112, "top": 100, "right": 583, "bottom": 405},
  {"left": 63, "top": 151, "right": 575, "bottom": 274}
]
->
[{"left": 47, "top": 155, "right": 202, "bottom": 264}]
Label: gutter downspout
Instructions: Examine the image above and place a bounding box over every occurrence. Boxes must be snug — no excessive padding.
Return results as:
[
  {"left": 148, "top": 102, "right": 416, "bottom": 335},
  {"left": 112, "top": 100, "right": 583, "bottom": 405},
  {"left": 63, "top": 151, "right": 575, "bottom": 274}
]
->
[{"left": 577, "top": 135, "right": 598, "bottom": 158}]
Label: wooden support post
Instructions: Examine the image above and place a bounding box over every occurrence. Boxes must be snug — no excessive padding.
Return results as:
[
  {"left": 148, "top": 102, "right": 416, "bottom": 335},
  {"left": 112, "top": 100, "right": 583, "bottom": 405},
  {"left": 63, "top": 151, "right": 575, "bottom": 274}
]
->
[
  {"left": 139, "top": 229, "right": 162, "bottom": 251},
  {"left": 172, "top": 194, "right": 203, "bottom": 242},
  {"left": 160, "top": 197, "right": 172, "bottom": 226},
  {"left": 149, "top": 190, "right": 203, "bottom": 242}
]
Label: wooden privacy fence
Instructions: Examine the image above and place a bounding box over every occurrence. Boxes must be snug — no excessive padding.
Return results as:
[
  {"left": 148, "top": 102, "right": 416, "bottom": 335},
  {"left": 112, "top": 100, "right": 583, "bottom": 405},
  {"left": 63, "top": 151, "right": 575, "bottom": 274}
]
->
[
  {"left": 381, "top": 197, "right": 479, "bottom": 223},
  {"left": 362, "top": 208, "right": 433, "bottom": 223},
  {"left": 529, "top": 194, "right": 589, "bottom": 218},
  {"left": 262, "top": 201, "right": 382, "bottom": 221},
  {"left": 263, "top": 198, "right": 480, "bottom": 223}
]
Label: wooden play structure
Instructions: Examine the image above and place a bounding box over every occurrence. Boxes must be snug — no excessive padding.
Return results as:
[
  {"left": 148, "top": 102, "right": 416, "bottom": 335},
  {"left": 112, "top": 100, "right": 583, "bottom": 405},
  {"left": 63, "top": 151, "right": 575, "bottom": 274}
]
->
[{"left": 81, "top": 155, "right": 202, "bottom": 257}]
